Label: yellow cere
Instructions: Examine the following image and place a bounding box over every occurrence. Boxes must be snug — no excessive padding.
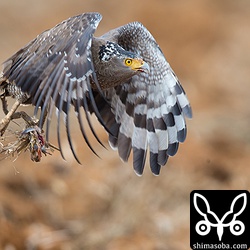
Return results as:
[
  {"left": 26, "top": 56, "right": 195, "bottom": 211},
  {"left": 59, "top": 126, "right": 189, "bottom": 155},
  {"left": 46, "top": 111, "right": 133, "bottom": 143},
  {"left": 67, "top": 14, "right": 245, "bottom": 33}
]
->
[{"left": 124, "top": 58, "right": 144, "bottom": 70}]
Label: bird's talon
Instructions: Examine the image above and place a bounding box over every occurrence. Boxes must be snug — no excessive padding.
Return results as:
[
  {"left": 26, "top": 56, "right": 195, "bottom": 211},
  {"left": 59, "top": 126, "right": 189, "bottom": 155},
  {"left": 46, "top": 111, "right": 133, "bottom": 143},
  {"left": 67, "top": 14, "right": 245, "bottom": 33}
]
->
[
  {"left": 22, "top": 125, "right": 50, "bottom": 162},
  {"left": 0, "top": 125, "right": 53, "bottom": 162}
]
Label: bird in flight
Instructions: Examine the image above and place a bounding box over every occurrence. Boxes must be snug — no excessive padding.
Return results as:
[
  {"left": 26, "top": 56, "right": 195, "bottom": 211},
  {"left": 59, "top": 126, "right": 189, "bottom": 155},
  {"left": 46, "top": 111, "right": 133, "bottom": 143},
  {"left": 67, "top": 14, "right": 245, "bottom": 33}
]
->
[{"left": 0, "top": 12, "right": 192, "bottom": 175}]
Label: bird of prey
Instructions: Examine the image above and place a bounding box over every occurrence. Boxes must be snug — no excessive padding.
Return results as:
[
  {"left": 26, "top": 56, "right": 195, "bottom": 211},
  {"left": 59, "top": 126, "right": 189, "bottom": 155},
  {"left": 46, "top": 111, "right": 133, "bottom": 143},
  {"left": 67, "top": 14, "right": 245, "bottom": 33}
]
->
[{"left": 0, "top": 12, "right": 192, "bottom": 175}]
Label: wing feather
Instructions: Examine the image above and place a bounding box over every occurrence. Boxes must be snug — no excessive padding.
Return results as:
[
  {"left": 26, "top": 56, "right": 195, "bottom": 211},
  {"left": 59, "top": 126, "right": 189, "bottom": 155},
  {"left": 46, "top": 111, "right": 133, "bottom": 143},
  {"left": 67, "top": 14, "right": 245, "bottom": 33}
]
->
[
  {"left": 100, "top": 22, "right": 192, "bottom": 174},
  {"left": 66, "top": 78, "right": 81, "bottom": 163},
  {"left": 2, "top": 12, "right": 106, "bottom": 160}
]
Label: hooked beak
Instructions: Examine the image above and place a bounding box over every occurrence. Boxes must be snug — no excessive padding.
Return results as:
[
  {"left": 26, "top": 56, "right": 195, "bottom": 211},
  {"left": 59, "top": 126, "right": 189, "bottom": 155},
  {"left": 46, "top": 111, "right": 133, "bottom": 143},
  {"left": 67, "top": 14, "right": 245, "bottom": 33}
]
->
[{"left": 132, "top": 58, "right": 150, "bottom": 73}]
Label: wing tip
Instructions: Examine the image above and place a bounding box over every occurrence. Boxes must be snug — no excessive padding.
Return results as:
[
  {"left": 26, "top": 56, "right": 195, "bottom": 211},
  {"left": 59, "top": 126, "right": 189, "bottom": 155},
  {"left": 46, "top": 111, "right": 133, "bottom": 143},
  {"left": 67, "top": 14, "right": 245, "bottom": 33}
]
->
[
  {"left": 183, "top": 105, "right": 193, "bottom": 119},
  {"left": 133, "top": 148, "right": 147, "bottom": 176}
]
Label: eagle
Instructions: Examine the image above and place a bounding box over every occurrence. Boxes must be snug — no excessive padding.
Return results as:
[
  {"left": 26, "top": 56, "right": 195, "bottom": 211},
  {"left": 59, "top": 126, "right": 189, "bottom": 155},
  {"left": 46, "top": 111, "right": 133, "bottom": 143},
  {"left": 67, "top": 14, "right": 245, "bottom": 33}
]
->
[{"left": 0, "top": 12, "right": 192, "bottom": 175}]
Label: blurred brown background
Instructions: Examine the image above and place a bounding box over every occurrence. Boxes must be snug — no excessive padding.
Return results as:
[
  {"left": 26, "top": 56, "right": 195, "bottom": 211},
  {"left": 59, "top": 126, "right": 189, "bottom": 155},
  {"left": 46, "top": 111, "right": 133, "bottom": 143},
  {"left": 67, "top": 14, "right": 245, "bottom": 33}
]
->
[{"left": 0, "top": 0, "right": 250, "bottom": 249}]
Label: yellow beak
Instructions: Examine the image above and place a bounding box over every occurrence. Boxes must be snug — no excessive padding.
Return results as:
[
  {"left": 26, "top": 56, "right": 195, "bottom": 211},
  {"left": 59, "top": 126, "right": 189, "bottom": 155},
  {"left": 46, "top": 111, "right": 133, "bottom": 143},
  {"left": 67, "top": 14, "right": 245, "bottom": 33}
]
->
[{"left": 130, "top": 59, "right": 150, "bottom": 73}]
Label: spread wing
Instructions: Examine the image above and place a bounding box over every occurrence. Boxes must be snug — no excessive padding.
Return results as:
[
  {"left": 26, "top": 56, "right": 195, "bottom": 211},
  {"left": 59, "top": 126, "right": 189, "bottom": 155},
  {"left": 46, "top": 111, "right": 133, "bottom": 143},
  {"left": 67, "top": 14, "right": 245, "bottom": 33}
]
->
[
  {"left": 2, "top": 15, "right": 191, "bottom": 175},
  {"left": 97, "top": 22, "right": 192, "bottom": 175},
  {"left": 2, "top": 12, "right": 108, "bottom": 162}
]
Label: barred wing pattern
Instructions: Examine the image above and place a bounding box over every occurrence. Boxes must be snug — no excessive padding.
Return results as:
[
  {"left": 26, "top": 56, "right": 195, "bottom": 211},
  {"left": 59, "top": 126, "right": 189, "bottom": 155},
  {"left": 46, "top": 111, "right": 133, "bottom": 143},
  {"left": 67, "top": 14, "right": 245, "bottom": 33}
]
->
[
  {"left": 102, "top": 22, "right": 192, "bottom": 175},
  {"left": 3, "top": 13, "right": 108, "bottom": 162},
  {"left": 2, "top": 13, "right": 192, "bottom": 175}
]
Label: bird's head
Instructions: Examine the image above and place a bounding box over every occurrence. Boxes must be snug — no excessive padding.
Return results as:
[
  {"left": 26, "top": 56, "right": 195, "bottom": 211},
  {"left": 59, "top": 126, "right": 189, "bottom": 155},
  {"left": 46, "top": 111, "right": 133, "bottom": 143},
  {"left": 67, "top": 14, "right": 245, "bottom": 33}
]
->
[{"left": 97, "top": 41, "right": 149, "bottom": 88}]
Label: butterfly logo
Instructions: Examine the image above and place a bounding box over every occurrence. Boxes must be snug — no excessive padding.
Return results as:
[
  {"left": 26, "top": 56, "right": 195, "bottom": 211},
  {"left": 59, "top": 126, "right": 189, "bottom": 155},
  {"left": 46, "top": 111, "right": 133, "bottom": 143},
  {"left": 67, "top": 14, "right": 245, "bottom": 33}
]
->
[{"left": 193, "top": 192, "right": 247, "bottom": 241}]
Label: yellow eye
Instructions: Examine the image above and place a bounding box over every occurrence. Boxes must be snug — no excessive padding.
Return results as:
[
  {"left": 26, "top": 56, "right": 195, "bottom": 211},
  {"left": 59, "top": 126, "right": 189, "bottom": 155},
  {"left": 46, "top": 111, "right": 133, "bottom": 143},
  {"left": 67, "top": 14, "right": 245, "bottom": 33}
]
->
[{"left": 125, "top": 58, "right": 133, "bottom": 66}]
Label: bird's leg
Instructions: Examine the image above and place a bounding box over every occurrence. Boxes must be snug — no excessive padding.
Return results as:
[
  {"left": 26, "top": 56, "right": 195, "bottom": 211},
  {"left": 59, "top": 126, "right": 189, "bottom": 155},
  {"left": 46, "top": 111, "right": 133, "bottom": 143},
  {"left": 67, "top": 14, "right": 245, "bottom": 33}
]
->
[
  {"left": 0, "top": 99, "right": 56, "bottom": 161},
  {"left": 0, "top": 98, "right": 21, "bottom": 136},
  {"left": 1, "top": 92, "right": 9, "bottom": 115},
  {"left": 0, "top": 77, "right": 57, "bottom": 161},
  {"left": 0, "top": 91, "right": 42, "bottom": 135}
]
